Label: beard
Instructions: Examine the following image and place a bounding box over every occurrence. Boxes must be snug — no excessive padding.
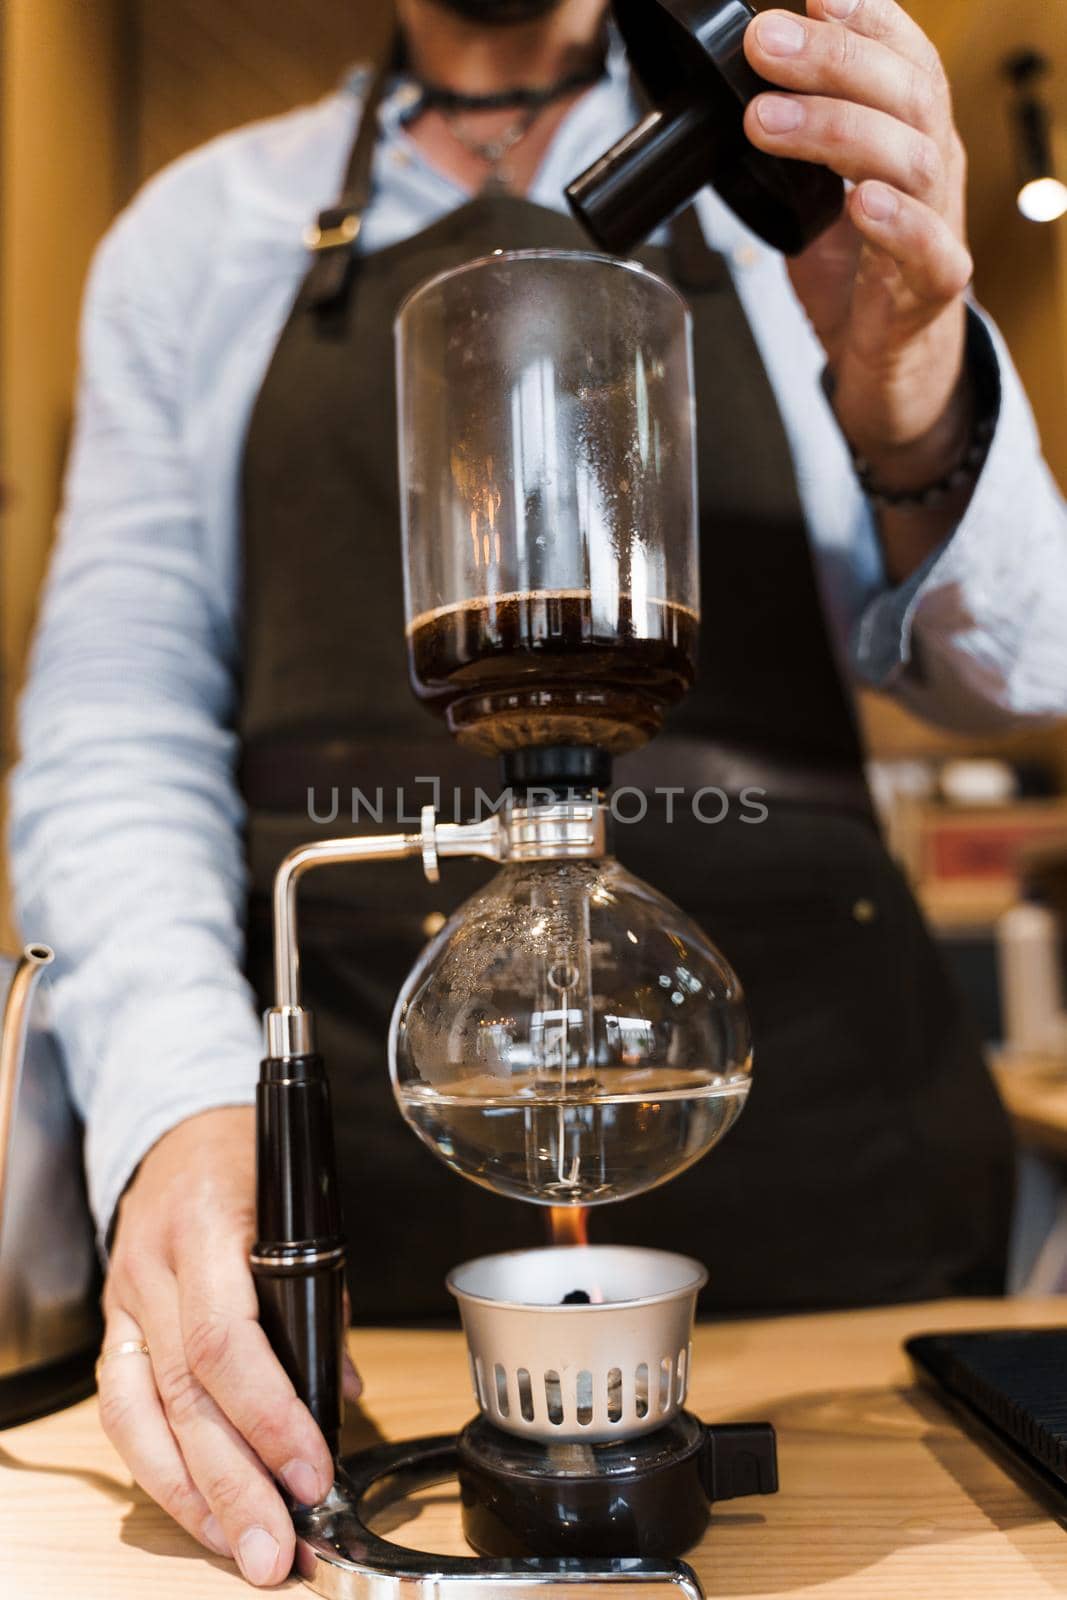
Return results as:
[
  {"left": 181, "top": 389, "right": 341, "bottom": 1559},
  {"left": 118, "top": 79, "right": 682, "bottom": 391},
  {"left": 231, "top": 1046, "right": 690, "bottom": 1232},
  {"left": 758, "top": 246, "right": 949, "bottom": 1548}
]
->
[{"left": 430, "top": 0, "right": 565, "bottom": 22}]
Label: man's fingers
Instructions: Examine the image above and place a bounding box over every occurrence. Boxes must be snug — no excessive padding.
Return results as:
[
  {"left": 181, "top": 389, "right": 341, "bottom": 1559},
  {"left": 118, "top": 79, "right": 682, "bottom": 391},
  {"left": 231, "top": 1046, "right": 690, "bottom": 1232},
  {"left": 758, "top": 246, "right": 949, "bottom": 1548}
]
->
[
  {"left": 806, "top": 0, "right": 942, "bottom": 78},
  {"left": 138, "top": 1274, "right": 296, "bottom": 1587},
  {"left": 339, "top": 1288, "right": 363, "bottom": 1402},
  {"left": 849, "top": 181, "right": 974, "bottom": 302},
  {"left": 343, "top": 1349, "right": 364, "bottom": 1402},
  {"left": 745, "top": 93, "right": 945, "bottom": 207},
  {"left": 97, "top": 1305, "right": 229, "bottom": 1559},
  {"left": 745, "top": 10, "right": 948, "bottom": 136},
  {"left": 178, "top": 1229, "right": 334, "bottom": 1501},
  {"left": 179, "top": 1287, "right": 335, "bottom": 1506}
]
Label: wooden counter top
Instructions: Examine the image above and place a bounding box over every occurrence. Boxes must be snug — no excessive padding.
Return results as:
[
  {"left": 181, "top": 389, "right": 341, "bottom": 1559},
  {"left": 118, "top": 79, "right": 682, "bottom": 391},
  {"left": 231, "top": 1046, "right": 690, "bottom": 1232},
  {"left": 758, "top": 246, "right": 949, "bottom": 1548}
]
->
[{"left": 3, "top": 1297, "right": 1067, "bottom": 1598}]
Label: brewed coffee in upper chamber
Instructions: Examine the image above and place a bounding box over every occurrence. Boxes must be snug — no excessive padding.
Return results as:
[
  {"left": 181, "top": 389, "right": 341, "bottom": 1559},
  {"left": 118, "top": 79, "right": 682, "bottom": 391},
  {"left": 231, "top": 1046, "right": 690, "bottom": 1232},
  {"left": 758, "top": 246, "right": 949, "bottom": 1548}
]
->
[{"left": 407, "top": 588, "right": 698, "bottom": 756}]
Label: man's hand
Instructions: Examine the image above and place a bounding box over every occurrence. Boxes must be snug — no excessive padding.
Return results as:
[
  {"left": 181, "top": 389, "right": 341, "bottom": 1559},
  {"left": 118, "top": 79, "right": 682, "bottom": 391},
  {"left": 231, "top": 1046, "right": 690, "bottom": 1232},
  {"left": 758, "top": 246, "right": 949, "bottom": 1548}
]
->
[
  {"left": 744, "top": 0, "right": 974, "bottom": 500},
  {"left": 99, "top": 1106, "right": 360, "bottom": 1586}
]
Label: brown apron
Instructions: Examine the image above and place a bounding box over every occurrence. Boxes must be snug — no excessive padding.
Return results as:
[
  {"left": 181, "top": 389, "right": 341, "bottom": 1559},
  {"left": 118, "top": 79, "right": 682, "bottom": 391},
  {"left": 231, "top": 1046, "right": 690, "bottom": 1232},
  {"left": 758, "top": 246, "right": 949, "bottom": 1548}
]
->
[{"left": 239, "top": 65, "right": 1013, "bottom": 1320}]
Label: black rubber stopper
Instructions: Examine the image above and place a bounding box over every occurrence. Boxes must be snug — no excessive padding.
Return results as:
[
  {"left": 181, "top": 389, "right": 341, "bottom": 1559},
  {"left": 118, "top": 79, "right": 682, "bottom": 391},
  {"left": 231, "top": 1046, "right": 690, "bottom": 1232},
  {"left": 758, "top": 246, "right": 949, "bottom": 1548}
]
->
[
  {"left": 501, "top": 745, "right": 613, "bottom": 796},
  {"left": 566, "top": 0, "right": 843, "bottom": 256}
]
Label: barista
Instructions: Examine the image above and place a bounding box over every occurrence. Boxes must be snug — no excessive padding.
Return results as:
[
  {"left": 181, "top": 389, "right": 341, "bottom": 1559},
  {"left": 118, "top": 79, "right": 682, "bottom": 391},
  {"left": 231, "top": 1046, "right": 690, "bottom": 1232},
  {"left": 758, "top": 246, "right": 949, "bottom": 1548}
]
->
[{"left": 12, "top": 0, "right": 1067, "bottom": 1586}]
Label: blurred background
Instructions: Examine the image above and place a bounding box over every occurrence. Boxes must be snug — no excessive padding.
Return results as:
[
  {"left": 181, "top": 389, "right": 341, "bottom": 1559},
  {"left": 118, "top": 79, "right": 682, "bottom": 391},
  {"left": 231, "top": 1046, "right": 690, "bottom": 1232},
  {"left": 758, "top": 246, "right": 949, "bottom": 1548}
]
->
[{"left": 1, "top": 0, "right": 1067, "bottom": 1282}]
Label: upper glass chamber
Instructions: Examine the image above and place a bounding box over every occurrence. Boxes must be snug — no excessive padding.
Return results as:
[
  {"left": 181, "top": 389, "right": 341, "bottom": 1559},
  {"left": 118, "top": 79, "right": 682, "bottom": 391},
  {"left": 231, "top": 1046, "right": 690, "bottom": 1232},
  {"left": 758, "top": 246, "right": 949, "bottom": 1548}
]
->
[
  {"left": 389, "top": 854, "right": 752, "bottom": 1207},
  {"left": 395, "top": 250, "right": 699, "bottom": 758}
]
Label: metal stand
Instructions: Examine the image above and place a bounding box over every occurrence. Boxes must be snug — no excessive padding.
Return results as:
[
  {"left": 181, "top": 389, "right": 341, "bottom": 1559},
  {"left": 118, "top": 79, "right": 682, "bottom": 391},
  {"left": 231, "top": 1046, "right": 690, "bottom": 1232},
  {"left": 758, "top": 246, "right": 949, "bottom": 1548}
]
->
[{"left": 294, "top": 1434, "right": 703, "bottom": 1599}]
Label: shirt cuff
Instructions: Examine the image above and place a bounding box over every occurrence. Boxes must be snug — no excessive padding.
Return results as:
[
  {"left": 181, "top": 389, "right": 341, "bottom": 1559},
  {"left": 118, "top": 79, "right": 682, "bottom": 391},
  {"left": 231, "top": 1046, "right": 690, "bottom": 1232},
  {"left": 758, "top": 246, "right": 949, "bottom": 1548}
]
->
[{"left": 851, "top": 304, "right": 1007, "bottom": 693}]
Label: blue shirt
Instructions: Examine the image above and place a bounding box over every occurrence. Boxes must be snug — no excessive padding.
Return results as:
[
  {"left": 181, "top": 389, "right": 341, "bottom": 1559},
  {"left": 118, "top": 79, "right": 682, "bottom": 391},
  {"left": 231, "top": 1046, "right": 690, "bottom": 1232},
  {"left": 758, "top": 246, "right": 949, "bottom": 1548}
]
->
[{"left": 11, "top": 50, "right": 1067, "bottom": 1241}]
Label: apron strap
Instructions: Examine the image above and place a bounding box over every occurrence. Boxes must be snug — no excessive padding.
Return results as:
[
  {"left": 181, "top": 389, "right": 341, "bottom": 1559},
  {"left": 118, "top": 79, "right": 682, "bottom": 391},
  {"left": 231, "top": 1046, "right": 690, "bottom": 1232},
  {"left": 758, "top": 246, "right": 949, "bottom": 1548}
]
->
[
  {"left": 302, "top": 34, "right": 731, "bottom": 312},
  {"left": 303, "top": 38, "right": 401, "bottom": 309},
  {"left": 666, "top": 204, "right": 732, "bottom": 293}
]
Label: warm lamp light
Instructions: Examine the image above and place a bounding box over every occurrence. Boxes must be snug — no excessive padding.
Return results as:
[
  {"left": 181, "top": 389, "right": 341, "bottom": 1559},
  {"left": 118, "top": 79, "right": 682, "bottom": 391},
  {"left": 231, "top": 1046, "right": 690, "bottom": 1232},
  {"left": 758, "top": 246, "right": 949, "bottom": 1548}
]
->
[
  {"left": 1006, "top": 51, "right": 1065, "bottom": 226},
  {"left": 1017, "top": 176, "right": 1067, "bottom": 224}
]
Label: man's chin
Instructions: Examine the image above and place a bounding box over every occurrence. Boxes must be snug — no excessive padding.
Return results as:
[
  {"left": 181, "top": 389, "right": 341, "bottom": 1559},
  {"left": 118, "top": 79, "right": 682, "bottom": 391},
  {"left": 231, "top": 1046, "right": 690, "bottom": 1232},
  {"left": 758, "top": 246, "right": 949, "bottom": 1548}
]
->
[{"left": 430, "top": 0, "right": 565, "bottom": 23}]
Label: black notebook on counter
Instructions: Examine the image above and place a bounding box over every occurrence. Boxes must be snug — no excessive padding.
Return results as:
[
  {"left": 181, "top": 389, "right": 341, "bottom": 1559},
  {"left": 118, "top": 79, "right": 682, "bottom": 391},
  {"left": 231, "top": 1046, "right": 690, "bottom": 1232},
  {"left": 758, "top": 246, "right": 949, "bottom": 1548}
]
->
[{"left": 907, "top": 1328, "right": 1067, "bottom": 1510}]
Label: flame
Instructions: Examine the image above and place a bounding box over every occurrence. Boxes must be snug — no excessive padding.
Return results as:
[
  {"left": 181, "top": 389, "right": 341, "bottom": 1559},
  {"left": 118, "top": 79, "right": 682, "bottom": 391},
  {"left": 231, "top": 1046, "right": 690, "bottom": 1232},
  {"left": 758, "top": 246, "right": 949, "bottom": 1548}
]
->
[{"left": 547, "top": 1206, "right": 589, "bottom": 1247}]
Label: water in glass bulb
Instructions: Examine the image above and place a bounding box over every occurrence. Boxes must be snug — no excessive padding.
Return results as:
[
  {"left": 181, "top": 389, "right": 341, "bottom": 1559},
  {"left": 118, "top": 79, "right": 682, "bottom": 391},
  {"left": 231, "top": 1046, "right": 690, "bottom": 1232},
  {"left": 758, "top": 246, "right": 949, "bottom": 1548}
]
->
[{"left": 396, "top": 1068, "right": 748, "bottom": 1205}]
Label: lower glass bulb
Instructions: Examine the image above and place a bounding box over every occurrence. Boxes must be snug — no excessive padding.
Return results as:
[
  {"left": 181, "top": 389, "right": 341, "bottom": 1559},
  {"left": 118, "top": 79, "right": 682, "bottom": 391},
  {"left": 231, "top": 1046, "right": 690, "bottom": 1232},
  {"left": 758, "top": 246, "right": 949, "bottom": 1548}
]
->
[{"left": 388, "top": 856, "right": 752, "bottom": 1206}]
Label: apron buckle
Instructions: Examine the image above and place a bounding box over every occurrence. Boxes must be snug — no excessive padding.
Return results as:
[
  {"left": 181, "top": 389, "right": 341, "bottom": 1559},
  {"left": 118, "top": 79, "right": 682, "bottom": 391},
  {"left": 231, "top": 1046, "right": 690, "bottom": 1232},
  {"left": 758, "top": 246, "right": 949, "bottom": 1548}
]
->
[{"left": 303, "top": 212, "right": 361, "bottom": 252}]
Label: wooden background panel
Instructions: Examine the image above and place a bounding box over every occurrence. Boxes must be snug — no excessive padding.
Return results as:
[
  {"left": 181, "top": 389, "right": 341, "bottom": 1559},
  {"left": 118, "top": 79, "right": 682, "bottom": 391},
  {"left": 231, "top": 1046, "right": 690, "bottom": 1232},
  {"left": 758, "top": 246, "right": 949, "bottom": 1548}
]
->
[
  {"left": 0, "top": 0, "right": 129, "bottom": 731},
  {"left": 916, "top": 0, "right": 1067, "bottom": 487}
]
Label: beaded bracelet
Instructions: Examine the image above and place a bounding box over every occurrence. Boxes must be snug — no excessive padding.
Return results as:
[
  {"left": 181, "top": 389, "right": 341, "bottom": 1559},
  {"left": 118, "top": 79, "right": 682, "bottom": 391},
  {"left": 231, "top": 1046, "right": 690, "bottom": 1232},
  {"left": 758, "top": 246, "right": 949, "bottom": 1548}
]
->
[
  {"left": 823, "top": 308, "right": 1001, "bottom": 513},
  {"left": 852, "top": 414, "right": 997, "bottom": 511}
]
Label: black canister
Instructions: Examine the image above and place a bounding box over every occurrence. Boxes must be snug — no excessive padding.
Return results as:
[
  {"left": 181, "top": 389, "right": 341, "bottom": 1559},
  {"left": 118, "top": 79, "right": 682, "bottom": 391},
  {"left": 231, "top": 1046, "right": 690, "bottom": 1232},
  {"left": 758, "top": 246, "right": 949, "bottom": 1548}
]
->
[{"left": 567, "top": 0, "right": 843, "bottom": 255}]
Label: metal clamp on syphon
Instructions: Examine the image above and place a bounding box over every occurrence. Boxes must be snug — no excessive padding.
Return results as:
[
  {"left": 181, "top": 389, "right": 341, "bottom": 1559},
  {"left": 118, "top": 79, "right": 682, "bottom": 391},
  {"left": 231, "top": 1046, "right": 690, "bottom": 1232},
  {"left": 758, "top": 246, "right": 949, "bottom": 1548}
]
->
[{"left": 252, "top": 239, "right": 777, "bottom": 1596}]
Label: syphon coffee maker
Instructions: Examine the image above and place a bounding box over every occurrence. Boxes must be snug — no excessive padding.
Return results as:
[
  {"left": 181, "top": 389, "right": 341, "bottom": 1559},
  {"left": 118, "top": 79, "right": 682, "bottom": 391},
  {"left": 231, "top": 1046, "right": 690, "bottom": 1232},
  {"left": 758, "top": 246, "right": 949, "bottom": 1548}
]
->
[
  {"left": 251, "top": 253, "right": 776, "bottom": 1599},
  {"left": 251, "top": 0, "right": 849, "bottom": 1586}
]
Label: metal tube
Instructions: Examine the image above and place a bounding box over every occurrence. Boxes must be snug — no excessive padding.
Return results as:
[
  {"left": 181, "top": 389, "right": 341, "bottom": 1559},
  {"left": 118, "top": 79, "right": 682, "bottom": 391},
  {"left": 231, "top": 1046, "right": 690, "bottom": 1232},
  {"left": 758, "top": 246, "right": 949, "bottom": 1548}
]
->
[
  {"left": 0, "top": 945, "right": 55, "bottom": 1232},
  {"left": 272, "top": 833, "right": 422, "bottom": 1012}
]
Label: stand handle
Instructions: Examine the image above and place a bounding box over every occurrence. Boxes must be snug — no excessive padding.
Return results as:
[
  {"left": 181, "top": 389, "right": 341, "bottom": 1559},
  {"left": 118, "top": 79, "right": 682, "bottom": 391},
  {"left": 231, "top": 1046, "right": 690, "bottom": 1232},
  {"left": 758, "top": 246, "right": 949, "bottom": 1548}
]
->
[
  {"left": 700, "top": 1422, "right": 778, "bottom": 1501},
  {"left": 251, "top": 1052, "right": 345, "bottom": 1459}
]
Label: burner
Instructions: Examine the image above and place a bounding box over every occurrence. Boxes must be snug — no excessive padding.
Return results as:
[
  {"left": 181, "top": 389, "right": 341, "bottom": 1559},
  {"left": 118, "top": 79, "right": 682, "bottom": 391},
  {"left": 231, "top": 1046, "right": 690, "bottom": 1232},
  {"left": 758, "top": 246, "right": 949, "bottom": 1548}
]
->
[
  {"left": 291, "top": 1245, "right": 778, "bottom": 1592},
  {"left": 457, "top": 1411, "right": 777, "bottom": 1558},
  {"left": 293, "top": 1421, "right": 776, "bottom": 1596},
  {"left": 447, "top": 1246, "right": 708, "bottom": 1444},
  {"left": 447, "top": 1245, "right": 777, "bottom": 1558}
]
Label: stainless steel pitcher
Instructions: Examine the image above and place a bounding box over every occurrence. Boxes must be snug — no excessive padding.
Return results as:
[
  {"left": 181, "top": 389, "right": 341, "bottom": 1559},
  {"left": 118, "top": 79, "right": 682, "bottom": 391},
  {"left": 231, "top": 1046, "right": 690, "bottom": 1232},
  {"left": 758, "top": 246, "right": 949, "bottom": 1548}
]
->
[{"left": 0, "top": 945, "right": 100, "bottom": 1426}]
